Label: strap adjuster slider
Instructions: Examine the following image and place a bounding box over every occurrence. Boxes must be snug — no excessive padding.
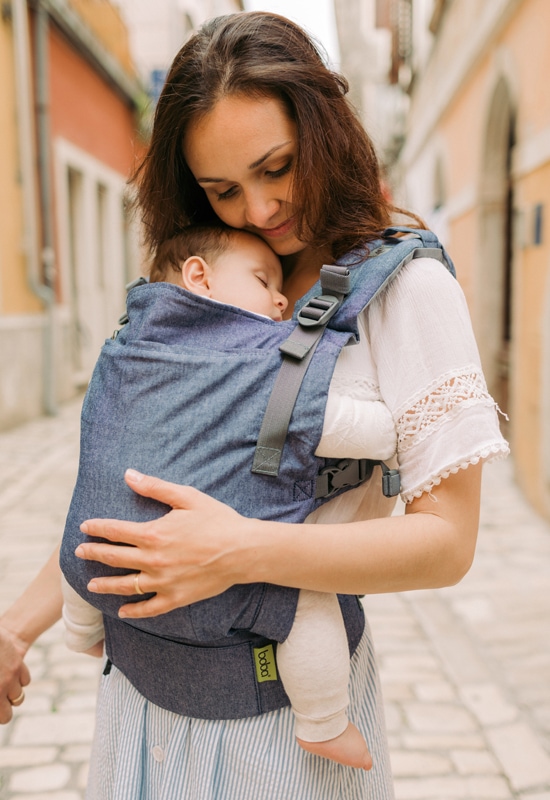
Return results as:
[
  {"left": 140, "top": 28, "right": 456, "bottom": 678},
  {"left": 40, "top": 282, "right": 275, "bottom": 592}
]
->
[{"left": 297, "top": 294, "right": 342, "bottom": 328}]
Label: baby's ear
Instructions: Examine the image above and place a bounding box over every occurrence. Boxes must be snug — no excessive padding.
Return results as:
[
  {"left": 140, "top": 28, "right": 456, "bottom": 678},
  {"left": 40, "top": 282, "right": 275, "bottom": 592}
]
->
[{"left": 180, "top": 256, "right": 212, "bottom": 296}]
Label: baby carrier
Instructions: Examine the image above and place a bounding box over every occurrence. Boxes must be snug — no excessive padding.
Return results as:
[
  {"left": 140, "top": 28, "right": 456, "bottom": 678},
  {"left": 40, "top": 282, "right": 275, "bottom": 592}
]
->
[{"left": 60, "top": 227, "right": 454, "bottom": 719}]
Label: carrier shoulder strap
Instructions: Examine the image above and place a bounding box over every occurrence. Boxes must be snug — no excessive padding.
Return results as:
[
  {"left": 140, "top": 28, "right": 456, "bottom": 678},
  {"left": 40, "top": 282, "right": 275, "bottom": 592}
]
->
[
  {"left": 251, "top": 227, "right": 454, "bottom": 499},
  {"left": 251, "top": 263, "right": 350, "bottom": 478}
]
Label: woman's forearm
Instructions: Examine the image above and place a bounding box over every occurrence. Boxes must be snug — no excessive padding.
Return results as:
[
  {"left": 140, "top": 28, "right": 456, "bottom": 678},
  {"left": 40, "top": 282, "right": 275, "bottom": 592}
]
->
[
  {"left": 77, "top": 463, "right": 482, "bottom": 618},
  {"left": 0, "top": 544, "right": 63, "bottom": 650},
  {"left": 244, "top": 463, "right": 482, "bottom": 596}
]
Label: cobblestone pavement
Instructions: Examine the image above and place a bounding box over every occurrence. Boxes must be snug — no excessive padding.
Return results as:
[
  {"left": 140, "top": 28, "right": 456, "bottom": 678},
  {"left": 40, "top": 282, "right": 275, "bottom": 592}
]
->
[{"left": 0, "top": 397, "right": 549, "bottom": 799}]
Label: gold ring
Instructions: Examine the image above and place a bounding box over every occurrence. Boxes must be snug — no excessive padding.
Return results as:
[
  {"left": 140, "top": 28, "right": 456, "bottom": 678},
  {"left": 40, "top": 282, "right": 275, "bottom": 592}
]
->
[
  {"left": 9, "top": 689, "right": 25, "bottom": 706},
  {"left": 133, "top": 572, "right": 145, "bottom": 595}
]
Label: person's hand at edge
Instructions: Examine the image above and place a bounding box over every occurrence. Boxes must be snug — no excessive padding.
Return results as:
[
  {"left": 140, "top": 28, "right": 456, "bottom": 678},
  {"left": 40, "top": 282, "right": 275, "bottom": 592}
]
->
[{"left": 0, "top": 627, "right": 30, "bottom": 724}]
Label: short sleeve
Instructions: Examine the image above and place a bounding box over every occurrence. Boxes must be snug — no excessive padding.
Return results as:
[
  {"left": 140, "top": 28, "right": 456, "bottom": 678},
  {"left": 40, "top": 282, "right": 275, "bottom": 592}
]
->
[{"left": 365, "top": 258, "right": 509, "bottom": 502}]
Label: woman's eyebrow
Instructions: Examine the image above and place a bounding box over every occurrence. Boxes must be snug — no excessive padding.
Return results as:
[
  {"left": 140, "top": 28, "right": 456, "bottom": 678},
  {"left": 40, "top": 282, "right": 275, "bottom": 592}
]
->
[
  {"left": 248, "top": 142, "right": 291, "bottom": 170},
  {"left": 196, "top": 142, "right": 292, "bottom": 184}
]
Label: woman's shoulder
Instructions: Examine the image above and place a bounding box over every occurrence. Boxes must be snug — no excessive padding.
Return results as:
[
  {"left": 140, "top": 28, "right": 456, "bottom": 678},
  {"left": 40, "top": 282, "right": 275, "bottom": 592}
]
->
[
  {"left": 386, "top": 254, "right": 460, "bottom": 299},
  {"left": 366, "top": 254, "right": 469, "bottom": 326}
]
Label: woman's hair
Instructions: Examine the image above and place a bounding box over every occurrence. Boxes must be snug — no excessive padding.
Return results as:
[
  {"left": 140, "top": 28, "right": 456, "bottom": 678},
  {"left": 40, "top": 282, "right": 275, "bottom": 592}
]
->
[
  {"left": 149, "top": 224, "right": 237, "bottom": 282},
  {"left": 132, "top": 11, "right": 420, "bottom": 260}
]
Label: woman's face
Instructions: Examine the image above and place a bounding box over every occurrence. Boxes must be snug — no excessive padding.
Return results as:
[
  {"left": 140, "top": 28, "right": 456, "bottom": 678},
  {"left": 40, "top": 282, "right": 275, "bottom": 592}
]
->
[{"left": 183, "top": 95, "right": 306, "bottom": 258}]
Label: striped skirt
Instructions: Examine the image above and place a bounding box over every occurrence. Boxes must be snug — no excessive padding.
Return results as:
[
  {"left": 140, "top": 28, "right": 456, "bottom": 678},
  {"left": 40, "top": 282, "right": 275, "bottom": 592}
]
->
[{"left": 86, "top": 620, "right": 395, "bottom": 799}]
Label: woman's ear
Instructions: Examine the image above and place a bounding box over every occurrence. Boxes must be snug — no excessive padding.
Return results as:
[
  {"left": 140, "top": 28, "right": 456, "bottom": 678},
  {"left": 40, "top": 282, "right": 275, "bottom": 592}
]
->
[{"left": 180, "top": 256, "right": 212, "bottom": 297}]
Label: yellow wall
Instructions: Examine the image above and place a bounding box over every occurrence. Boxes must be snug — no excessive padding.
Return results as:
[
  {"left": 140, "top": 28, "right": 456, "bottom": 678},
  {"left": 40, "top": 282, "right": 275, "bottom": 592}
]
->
[
  {"left": 0, "top": 17, "right": 41, "bottom": 315},
  {"left": 68, "top": 0, "right": 136, "bottom": 78}
]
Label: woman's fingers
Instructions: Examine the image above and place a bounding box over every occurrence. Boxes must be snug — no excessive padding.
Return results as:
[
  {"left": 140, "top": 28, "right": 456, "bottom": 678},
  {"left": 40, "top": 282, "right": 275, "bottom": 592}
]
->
[
  {"left": 118, "top": 595, "right": 174, "bottom": 619},
  {"left": 0, "top": 630, "right": 31, "bottom": 724},
  {"left": 19, "top": 662, "right": 31, "bottom": 688},
  {"left": 75, "top": 541, "right": 143, "bottom": 570},
  {"left": 78, "top": 518, "right": 151, "bottom": 547},
  {"left": 76, "top": 473, "right": 254, "bottom": 616},
  {"left": 78, "top": 473, "right": 203, "bottom": 547},
  {"left": 124, "top": 470, "right": 202, "bottom": 509},
  {"left": 0, "top": 667, "right": 30, "bottom": 725}
]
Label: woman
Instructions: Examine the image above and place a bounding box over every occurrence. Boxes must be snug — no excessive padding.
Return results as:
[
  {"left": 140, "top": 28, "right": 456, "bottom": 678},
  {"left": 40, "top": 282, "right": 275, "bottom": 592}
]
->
[{"left": 0, "top": 11, "right": 508, "bottom": 798}]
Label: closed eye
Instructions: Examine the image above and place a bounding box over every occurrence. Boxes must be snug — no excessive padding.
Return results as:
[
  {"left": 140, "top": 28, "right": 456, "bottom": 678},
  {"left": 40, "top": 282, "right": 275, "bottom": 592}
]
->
[
  {"left": 216, "top": 186, "right": 239, "bottom": 201},
  {"left": 266, "top": 161, "right": 292, "bottom": 179}
]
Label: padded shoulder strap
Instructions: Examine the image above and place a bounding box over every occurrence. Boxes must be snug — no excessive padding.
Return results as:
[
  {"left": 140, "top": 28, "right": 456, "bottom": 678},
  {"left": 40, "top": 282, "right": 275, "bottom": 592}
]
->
[
  {"left": 251, "top": 265, "right": 351, "bottom": 477},
  {"left": 252, "top": 228, "right": 455, "bottom": 488}
]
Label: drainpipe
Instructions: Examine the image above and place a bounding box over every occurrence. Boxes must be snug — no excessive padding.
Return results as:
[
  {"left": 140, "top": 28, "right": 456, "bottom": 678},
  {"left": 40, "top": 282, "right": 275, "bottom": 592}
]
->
[
  {"left": 12, "top": 0, "right": 57, "bottom": 415},
  {"left": 35, "top": 3, "right": 57, "bottom": 293}
]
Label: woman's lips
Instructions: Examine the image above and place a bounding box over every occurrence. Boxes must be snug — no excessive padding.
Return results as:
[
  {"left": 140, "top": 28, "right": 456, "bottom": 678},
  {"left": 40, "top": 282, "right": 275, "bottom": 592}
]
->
[{"left": 259, "top": 216, "right": 295, "bottom": 238}]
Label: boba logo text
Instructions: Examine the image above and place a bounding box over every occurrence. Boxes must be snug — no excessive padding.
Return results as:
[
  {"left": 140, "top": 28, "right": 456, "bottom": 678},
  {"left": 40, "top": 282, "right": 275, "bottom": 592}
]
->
[{"left": 254, "top": 644, "right": 278, "bottom": 683}]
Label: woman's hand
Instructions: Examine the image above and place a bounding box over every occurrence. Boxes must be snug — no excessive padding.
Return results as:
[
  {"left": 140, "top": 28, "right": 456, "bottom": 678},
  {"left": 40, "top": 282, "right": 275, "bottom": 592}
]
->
[
  {"left": 0, "top": 627, "right": 31, "bottom": 724},
  {"left": 76, "top": 469, "right": 256, "bottom": 619}
]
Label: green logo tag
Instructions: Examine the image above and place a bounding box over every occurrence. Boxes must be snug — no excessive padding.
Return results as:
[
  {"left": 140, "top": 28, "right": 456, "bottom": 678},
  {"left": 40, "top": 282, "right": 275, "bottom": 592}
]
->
[{"left": 254, "top": 644, "right": 278, "bottom": 683}]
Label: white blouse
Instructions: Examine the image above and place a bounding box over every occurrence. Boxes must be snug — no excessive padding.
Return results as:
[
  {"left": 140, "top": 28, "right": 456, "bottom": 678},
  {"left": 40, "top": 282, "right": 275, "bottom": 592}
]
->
[{"left": 310, "top": 257, "right": 509, "bottom": 524}]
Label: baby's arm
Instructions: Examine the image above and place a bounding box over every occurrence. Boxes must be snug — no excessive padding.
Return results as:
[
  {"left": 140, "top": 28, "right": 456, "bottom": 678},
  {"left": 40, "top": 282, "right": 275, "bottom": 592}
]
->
[
  {"left": 61, "top": 576, "right": 104, "bottom": 657},
  {"left": 315, "top": 393, "right": 396, "bottom": 460}
]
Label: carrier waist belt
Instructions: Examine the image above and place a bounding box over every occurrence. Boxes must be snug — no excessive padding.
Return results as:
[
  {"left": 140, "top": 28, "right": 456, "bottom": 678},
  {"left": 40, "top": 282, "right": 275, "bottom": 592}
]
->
[{"left": 103, "top": 593, "right": 365, "bottom": 719}]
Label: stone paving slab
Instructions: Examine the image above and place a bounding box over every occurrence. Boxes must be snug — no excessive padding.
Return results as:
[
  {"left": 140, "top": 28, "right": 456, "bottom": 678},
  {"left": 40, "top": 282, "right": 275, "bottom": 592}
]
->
[{"left": 0, "top": 398, "right": 549, "bottom": 799}]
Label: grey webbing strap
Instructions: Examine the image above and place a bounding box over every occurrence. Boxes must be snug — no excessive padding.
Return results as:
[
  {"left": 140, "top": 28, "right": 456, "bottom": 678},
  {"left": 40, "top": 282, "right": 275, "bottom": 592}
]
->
[
  {"left": 412, "top": 247, "right": 445, "bottom": 263},
  {"left": 251, "top": 265, "right": 350, "bottom": 477},
  {"left": 251, "top": 337, "right": 320, "bottom": 475}
]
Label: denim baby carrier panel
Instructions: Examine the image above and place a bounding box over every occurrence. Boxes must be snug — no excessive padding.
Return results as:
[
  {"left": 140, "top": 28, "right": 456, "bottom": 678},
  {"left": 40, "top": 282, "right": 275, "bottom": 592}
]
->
[{"left": 60, "top": 228, "right": 454, "bottom": 719}]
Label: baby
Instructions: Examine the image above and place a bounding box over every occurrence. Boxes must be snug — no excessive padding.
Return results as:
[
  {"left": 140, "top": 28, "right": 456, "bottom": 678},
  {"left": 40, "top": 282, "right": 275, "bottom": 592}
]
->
[{"left": 62, "top": 225, "right": 397, "bottom": 771}]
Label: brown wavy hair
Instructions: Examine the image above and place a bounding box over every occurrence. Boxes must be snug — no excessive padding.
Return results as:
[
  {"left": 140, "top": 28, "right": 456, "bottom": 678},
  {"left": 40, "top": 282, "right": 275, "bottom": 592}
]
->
[{"left": 132, "top": 11, "right": 421, "bottom": 260}]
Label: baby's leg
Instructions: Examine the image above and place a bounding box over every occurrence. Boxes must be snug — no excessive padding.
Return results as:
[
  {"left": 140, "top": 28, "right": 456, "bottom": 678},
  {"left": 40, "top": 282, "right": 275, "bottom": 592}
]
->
[
  {"left": 61, "top": 576, "right": 105, "bottom": 655},
  {"left": 276, "top": 589, "right": 372, "bottom": 770}
]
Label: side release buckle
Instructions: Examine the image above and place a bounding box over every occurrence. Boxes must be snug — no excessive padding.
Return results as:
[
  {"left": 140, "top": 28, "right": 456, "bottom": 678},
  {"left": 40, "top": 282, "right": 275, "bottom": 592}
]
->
[{"left": 316, "top": 459, "right": 401, "bottom": 499}]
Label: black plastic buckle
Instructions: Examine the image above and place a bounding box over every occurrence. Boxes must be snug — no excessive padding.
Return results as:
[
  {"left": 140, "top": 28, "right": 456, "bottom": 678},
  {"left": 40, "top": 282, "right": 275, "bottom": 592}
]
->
[
  {"left": 317, "top": 459, "right": 375, "bottom": 498},
  {"left": 297, "top": 294, "right": 342, "bottom": 328},
  {"left": 316, "top": 459, "right": 401, "bottom": 499}
]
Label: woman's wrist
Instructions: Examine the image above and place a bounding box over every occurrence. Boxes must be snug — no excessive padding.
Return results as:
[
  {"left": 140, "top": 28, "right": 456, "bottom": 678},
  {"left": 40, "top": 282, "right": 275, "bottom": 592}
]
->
[
  {"left": 236, "top": 516, "right": 303, "bottom": 587},
  {"left": 0, "top": 545, "right": 63, "bottom": 650},
  {"left": 0, "top": 617, "right": 31, "bottom": 658}
]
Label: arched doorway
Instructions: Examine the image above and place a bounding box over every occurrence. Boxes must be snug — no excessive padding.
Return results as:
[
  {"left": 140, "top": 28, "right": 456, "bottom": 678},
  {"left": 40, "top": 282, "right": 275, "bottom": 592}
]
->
[{"left": 477, "top": 77, "right": 515, "bottom": 424}]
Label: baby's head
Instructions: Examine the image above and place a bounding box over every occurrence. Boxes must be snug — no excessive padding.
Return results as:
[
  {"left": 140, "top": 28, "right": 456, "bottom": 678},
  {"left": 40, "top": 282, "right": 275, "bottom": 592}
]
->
[{"left": 150, "top": 225, "right": 288, "bottom": 321}]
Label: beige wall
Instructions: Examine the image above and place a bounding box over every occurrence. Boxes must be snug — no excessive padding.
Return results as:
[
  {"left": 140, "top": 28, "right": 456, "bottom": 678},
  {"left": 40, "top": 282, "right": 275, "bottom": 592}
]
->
[{"left": 401, "top": 0, "right": 550, "bottom": 518}]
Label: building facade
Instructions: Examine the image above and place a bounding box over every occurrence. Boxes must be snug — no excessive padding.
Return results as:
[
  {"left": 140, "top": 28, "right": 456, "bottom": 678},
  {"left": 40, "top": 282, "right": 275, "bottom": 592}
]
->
[
  {"left": 333, "top": 0, "right": 408, "bottom": 170},
  {"left": 0, "top": 0, "right": 144, "bottom": 429},
  {"left": 337, "top": 0, "right": 550, "bottom": 519},
  {"left": 113, "top": 0, "right": 244, "bottom": 112}
]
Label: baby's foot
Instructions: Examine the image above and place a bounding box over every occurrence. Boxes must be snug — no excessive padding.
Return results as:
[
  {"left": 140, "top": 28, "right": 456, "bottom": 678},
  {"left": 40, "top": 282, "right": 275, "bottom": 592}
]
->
[{"left": 296, "top": 721, "right": 373, "bottom": 770}]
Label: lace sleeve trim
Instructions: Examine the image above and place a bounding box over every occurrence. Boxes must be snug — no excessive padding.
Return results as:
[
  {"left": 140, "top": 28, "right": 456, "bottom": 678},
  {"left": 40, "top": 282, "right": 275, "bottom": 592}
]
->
[
  {"left": 401, "top": 443, "right": 510, "bottom": 503},
  {"left": 396, "top": 366, "right": 501, "bottom": 453}
]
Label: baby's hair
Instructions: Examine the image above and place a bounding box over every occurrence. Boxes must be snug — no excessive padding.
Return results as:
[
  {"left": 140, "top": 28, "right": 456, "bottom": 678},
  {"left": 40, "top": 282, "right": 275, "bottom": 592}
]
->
[{"left": 149, "top": 224, "right": 239, "bottom": 283}]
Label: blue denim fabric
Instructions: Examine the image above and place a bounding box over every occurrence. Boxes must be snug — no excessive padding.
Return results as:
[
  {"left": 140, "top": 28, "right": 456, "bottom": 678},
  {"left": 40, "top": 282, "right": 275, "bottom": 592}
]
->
[{"left": 60, "top": 229, "right": 454, "bottom": 719}]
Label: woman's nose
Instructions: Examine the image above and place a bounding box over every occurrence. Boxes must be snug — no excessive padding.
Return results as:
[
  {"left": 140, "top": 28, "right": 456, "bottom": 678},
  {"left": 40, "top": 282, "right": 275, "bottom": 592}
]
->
[{"left": 243, "top": 190, "right": 279, "bottom": 229}]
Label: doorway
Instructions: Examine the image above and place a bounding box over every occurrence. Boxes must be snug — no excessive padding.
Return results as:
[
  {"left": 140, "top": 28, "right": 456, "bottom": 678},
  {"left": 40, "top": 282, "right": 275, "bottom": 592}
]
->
[{"left": 478, "top": 77, "right": 515, "bottom": 425}]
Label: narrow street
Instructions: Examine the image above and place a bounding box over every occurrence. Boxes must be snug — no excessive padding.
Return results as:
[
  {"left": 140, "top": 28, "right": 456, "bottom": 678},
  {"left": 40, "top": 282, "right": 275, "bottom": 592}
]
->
[{"left": 0, "top": 398, "right": 549, "bottom": 799}]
